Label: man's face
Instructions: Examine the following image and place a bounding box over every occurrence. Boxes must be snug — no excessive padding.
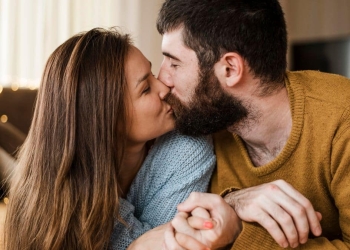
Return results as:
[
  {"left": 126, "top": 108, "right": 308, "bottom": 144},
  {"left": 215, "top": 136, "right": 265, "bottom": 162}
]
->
[
  {"left": 159, "top": 27, "right": 248, "bottom": 136},
  {"left": 158, "top": 27, "right": 198, "bottom": 105}
]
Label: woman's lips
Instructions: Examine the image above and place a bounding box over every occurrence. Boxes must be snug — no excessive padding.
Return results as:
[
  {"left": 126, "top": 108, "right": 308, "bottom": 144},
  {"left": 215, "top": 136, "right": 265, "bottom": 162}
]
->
[{"left": 167, "top": 107, "right": 173, "bottom": 113}]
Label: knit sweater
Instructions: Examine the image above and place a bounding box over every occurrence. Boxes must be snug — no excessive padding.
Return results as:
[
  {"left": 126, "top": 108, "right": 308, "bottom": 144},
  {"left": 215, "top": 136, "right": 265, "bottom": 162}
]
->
[
  {"left": 109, "top": 130, "right": 216, "bottom": 249},
  {"left": 211, "top": 71, "right": 350, "bottom": 249}
]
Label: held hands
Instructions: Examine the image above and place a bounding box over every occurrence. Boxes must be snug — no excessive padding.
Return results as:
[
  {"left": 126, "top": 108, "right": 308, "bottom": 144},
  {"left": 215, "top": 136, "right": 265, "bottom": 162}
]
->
[
  {"left": 224, "top": 179, "right": 322, "bottom": 248},
  {"left": 163, "top": 209, "right": 212, "bottom": 250},
  {"left": 164, "top": 180, "right": 322, "bottom": 249},
  {"left": 163, "top": 192, "right": 242, "bottom": 250}
]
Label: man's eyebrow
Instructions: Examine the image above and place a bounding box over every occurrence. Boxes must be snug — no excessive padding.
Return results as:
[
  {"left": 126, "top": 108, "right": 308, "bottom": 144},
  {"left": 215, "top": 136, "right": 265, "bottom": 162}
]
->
[
  {"left": 136, "top": 61, "right": 152, "bottom": 87},
  {"left": 162, "top": 52, "right": 181, "bottom": 62}
]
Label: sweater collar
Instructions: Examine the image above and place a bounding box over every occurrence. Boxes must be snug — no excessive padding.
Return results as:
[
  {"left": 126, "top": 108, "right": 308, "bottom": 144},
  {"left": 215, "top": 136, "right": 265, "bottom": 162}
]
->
[{"left": 233, "top": 71, "right": 305, "bottom": 176}]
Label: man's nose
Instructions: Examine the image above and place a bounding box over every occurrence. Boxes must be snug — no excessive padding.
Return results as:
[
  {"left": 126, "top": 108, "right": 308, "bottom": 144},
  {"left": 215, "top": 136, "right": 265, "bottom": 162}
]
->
[
  {"left": 157, "top": 79, "right": 170, "bottom": 100},
  {"left": 158, "top": 62, "right": 173, "bottom": 88}
]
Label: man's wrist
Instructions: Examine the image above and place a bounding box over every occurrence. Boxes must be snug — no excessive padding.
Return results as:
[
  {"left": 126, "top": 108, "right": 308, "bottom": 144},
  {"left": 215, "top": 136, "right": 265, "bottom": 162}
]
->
[
  {"left": 220, "top": 187, "right": 241, "bottom": 198},
  {"left": 222, "top": 188, "right": 241, "bottom": 210}
]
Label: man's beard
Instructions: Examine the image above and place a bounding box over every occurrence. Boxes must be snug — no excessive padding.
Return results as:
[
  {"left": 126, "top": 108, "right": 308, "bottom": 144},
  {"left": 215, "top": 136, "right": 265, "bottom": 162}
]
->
[{"left": 164, "top": 68, "right": 248, "bottom": 136}]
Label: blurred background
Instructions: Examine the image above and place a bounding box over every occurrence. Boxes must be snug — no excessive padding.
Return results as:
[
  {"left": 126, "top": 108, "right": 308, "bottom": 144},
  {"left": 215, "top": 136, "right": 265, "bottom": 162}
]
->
[{"left": 280, "top": 0, "right": 350, "bottom": 77}]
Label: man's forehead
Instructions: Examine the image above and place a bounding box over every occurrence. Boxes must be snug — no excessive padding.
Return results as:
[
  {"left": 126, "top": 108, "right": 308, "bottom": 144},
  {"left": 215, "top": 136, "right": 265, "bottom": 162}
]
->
[
  {"left": 161, "top": 28, "right": 184, "bottom": 50},
  {"left": 161, "top": 28, "right": 197, "bottom": 62}
]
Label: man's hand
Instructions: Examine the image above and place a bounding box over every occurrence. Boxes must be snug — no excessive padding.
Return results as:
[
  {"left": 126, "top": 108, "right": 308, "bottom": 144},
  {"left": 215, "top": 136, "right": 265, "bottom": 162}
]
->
[
  {"left": 224, "top": 179, "right": 322, "bottom": 248},
  {"left": 166, "top": 192, "right": 242, "bottom": 249}
]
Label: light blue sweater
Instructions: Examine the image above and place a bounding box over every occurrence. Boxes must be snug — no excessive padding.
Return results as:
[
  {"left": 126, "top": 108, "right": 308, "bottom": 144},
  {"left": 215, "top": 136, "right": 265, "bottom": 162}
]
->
[{"left": 109, "top": 130, "right": 216, "bottom": 249}]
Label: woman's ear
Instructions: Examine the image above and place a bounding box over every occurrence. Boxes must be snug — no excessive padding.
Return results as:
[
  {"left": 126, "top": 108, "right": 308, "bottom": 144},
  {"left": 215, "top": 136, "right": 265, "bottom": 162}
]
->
[{"left": 214, "top": 52, "right": 244, "bottom": 87}]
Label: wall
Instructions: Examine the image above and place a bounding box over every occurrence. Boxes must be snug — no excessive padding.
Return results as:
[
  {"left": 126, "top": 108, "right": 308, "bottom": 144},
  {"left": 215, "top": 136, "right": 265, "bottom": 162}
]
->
[
  {"left": 0, "top": 0, "right": 164, "bottom": 88},
  {"left": 279, "top": 0, "right": 350, "bottom": 69}
]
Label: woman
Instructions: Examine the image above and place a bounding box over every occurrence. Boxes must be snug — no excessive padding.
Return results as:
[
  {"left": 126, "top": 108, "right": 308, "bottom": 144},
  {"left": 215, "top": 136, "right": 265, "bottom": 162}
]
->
[{"left": 4, "top": 28, "right": 215, "bottom": 249}]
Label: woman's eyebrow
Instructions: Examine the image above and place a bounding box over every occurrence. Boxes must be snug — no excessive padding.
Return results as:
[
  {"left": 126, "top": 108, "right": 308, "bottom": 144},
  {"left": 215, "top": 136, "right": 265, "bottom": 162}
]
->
[{"left": 136, "top": 61, "right": 152, "bottom": 87}]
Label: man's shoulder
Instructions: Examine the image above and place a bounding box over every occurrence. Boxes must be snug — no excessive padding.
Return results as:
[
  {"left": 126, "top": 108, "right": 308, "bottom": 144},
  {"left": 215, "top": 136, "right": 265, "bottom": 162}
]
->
[
  {"left": 288, "top": 70, "right": 350, "bottom": 82},
  {"left": 288, "top": 70, "right": 350, "bottom": 108},
  {"left": 156, "top": 130, "right": 212, "bottom": 149}
]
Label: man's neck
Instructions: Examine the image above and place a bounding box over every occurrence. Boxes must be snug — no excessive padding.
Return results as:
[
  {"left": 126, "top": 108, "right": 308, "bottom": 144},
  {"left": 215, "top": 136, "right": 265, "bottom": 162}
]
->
[{"left": 228, "top": 86, "right": 292, "bottom": 167}]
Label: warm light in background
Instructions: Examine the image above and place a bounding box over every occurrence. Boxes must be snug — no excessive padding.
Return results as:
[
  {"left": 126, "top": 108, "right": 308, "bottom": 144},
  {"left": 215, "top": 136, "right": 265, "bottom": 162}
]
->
[
  {"left": 28, "top": 83, "right": 37, "bottom": 90},
  {"left": 0, "top": 115, "right": 8, "bottom": 123},
  {"left": 11, "top": 84, "right": 19, "bottom": 91},
  {"left": 3, "top": 197, "right": 9, "bottom": 205},
  {"left": 0, "top": 85, "right": 2, "bottom": 94}
]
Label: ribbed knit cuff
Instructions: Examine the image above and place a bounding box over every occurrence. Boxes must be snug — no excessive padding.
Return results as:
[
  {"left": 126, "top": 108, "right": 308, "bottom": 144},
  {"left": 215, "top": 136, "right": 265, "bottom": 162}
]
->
[
  {"left": 220, "top": 187, "right": 241, "bottom": 198},
  {"left": 231, "top": 222, "right": 281, "bottom": 250}
]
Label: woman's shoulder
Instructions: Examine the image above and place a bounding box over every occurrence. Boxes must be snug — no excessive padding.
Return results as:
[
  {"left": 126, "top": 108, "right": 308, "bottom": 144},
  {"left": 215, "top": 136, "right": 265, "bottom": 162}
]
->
[
  {"left": 154, "top": 130, "right": 214, "bottom": 152},
  {"left": 143, "top": 130, "right": 215, "bottom": 172}
]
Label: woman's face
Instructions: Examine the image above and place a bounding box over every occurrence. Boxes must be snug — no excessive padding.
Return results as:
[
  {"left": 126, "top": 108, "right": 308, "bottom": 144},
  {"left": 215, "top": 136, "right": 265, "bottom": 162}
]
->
[{"left": 125, "top": 46, "right": 175, "bottom": 144}]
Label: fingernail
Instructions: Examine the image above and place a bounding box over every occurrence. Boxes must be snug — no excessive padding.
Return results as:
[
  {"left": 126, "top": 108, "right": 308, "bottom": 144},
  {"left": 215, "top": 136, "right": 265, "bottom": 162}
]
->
[
  {"left": 315, "top": 226, "right": 322, "bottom": 235},
  {"left": 204, "top": 221, "right": 213, "bottom": 229},
  {"left": 291, "top": 243, "right": 299, "bottom": 248}
]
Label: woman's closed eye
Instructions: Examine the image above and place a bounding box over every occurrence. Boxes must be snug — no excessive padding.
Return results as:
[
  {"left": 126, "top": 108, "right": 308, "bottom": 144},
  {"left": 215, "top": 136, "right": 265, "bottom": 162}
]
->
[
  {"left": 140, "top": 72, "right": 156, "bottom": 95},
  {"left": 142, "top": 85, "right": 151, "bottom": 94}
]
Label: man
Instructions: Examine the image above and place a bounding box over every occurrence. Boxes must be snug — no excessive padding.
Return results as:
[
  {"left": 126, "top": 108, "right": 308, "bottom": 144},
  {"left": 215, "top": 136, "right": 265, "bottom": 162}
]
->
[{"left": 151, "top": 0, "right": 350, "bottom": 249}]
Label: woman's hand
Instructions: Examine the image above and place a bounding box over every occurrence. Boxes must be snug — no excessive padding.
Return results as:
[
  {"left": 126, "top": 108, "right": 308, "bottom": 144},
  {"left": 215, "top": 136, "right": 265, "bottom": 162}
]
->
[{"left": 163, "top": 193, "right": 242, "bottom": 250}]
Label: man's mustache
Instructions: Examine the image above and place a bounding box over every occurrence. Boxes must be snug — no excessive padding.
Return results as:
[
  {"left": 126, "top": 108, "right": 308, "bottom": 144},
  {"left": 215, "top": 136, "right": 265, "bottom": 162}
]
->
[{"left": 164, "top": 92, "right": 187, "bottom": 119}]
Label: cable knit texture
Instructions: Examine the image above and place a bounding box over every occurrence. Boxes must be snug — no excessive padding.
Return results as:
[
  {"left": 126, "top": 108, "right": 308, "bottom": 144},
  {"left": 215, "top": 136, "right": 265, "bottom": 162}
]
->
[
  {"left": 109, "top": 130, "right": 216, "bottom": 249},
  {"left": 211, "top": 70, "right": 350, "bottom": 249}
]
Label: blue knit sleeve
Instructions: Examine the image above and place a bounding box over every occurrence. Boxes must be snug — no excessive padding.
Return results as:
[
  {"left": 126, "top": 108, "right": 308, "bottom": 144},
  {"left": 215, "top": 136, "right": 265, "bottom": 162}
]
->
[{"left": 109, "top": 130, "right": 216, "bottom": 249}]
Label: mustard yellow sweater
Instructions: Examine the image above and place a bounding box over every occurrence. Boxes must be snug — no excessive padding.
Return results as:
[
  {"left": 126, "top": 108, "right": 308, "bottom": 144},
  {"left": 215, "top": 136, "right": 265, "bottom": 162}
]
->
[{"left": 211, "top": 71, "right": 350, "bottom": 249}]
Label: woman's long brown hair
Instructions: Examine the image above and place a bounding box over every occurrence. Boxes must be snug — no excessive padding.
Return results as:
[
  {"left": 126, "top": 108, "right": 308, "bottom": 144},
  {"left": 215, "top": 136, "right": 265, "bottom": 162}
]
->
[{"left": 4, "top": 28, "right": 131, "bottom": 249}]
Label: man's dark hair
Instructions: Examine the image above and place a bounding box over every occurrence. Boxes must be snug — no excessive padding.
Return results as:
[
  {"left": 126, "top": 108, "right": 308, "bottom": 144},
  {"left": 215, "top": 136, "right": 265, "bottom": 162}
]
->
[{"left": 157, "top": 0, "right": 287, "bottom": 86}]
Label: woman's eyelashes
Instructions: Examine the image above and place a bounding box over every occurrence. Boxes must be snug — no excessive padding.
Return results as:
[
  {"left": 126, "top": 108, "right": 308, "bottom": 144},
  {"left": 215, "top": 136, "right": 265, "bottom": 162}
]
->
[
  {"left": 141, "top": 73, "right": 155, "bottom": 95},
  {"left": 142, "top": 85, "right": 150, "bottom": 94}
]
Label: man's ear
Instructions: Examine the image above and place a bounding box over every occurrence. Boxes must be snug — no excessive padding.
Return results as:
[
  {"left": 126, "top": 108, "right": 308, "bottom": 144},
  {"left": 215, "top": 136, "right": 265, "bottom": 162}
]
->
[{"left": 214, "top": 52, "right": 244, "bottom": 87}]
